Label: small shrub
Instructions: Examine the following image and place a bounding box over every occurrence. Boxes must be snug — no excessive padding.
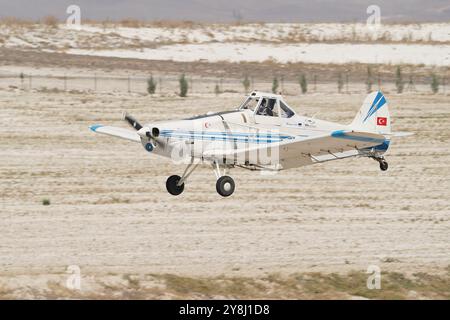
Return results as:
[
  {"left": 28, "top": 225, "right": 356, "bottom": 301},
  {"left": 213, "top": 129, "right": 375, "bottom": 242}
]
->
[
  {"left": 242, "top": 74, "right": 250, "bottom": 93},
  {"left": 179, "top": 74, "right": 188, "bottom": 97},
  {"left": 147, "top": 75, "right": 156, "bottom": 95},
  {"left": 299, "top": 74, "right": 307, "bottom": 94},
  {"left": 366, "top": 66, "right": 373, "bottom": 93},
  {"left": 272, "top": 77, "right": 279, "bottom": 94},
  {"left": 337, "top": 73, "right": 344, "bottom": 93},
  {"left": 431, "top": 73, "right": 439, "bottom": 94},
  {"left": 214, "top": 83, "right": 221, "bottom": 96},
  {"left": 395, "top": 66, "right": 404, "bottom": 93},
  {"left": 42, "top": 198, "right": 50, "bottom": 206},
  {"left": 42, "top": 15, "right": 58, "bottom": 28},
  {"left": 120, "top": 18, "right": 141, "bottom": 28}
]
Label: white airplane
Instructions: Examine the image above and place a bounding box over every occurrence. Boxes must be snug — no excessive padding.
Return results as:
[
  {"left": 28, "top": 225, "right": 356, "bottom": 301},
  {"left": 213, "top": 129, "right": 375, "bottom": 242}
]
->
[{"left": 90, "top": 91, "right": 411, "bottom": 197}]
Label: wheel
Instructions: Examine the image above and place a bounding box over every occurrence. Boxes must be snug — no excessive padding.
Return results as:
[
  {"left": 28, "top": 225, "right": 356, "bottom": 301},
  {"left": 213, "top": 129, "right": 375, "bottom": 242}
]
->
[
  {"left": 216, "top": 176, "right": 235, "bottom": 197},
  {"left": 166, "top": 175, "right": 184, "bottom": 196},
  {"left": 379, "top": 161, "right": 388, "bottom": 171}
]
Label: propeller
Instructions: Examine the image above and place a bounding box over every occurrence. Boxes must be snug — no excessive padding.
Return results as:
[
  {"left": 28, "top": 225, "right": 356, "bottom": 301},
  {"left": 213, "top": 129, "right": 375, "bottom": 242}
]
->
[
  {"left": 122, "top": 112, "right": 160, "bottom": 139},
  {"left": 122, "top": 112, "right": 143, "bottom": 131}
]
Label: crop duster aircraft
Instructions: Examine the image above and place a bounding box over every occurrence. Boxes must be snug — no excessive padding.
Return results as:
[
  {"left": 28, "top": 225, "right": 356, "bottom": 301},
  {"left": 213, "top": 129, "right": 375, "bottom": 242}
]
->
[{"left": 90, "top": 91, "right": 411, "bottom": 197}]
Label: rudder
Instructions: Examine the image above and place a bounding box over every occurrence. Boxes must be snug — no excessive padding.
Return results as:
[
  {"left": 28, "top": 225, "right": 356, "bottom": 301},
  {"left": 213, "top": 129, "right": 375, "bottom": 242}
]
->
[{"left": 351, "top": 91, "right": 391, "bottom": 135}]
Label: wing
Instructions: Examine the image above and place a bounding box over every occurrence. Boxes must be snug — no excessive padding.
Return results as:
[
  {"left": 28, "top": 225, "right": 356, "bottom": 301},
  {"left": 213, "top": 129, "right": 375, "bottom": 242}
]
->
[
  {"left": 89, "top": 124, "right": 141, "bottom": 143},
  {"left": 203, "top": 130, "right": 387, "bottom": 169}
]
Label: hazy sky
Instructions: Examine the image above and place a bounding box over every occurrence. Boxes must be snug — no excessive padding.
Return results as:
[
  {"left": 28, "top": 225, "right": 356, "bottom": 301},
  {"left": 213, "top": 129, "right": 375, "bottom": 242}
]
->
[{"left": 1, "top": 0, "right": 449, "bottom": 22}]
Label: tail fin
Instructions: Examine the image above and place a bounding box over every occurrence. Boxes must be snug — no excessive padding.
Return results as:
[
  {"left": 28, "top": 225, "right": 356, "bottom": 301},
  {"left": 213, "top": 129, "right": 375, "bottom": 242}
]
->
[{"left": 351, "top": 91, "right": 390, "bottom": 135}]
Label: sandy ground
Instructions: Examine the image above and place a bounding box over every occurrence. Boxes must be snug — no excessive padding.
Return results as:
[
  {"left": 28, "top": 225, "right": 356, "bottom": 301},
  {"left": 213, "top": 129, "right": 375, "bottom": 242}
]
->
[{"left": 0, "top": 70, "right": 449, "bottom": 298}]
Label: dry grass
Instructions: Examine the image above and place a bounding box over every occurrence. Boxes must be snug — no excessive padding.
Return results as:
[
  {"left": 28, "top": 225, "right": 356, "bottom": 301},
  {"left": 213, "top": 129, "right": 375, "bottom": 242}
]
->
[
  {"left": 128, "top": 270, "right": 450, "bottom": 299},
  {"left": 1, "top": 270, "right": 448, "bottom": 299},
  {"left": 0, "top": 17, "right": 35, "bottom": 26},
  {"left": 119, "top": 18, "right": 143, "bottom": 28},
  {"left": 41, "top": 16, "right": 59, "bottom": 28}
]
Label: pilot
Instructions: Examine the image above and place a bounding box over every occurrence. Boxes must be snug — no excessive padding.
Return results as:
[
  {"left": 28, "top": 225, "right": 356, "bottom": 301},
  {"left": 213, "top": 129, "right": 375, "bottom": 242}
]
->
[
  {"left": 261, "top": 99, "right": 274, "bottom": 116},
  {"left": 265, "top": 104, "right": 274, "bottom": 116},
  {"left": 259, "top": 99, "right": 272, "bottom": 116},
  {"left": 260, "top": 99, "right": 267, "bottom": 110}
]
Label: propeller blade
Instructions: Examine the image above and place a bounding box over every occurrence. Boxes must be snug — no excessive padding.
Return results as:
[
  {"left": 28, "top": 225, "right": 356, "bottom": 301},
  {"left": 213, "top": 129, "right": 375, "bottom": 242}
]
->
[{"left": 122, "top": 112, "right": 142, "bottom": 131}]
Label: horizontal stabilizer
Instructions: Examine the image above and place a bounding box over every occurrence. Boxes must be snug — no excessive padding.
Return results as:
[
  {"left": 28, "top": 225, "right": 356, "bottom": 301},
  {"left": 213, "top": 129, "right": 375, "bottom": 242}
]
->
[
  {"left": 89, "top": 124, "right": 141, "bottom": 143},
  {"left": 387, "top": 131, "right": 414, "bottom": 137}
]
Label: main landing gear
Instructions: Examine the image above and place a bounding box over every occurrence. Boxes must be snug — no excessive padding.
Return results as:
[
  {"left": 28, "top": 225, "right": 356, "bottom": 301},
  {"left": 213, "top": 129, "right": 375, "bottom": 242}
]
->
[
  {"left": 166, "top": 175, "right": 184, "bottom": 196},
  {"left": 372, "top": 156, "right": 389, "bottom": 171},
  {"left": 166, "top": 161, "right": 198, "bottom": 196},
  {"left": 213, "top": 162, "right": 235, "bottom": 197},
  {"left": 165, "top": 161, "right": 235, "bottom": 197}
]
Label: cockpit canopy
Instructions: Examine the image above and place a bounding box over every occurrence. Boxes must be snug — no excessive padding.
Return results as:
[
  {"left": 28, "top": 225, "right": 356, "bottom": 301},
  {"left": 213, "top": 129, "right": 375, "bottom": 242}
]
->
[{"left": 238, "top": 91, "right": 295, "bottom": 118}]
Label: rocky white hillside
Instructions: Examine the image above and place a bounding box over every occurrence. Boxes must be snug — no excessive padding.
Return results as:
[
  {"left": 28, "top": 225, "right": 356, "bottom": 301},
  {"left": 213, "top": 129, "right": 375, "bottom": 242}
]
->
[{"left": 1, "top": 22, "right": 449, "bottom": 66}]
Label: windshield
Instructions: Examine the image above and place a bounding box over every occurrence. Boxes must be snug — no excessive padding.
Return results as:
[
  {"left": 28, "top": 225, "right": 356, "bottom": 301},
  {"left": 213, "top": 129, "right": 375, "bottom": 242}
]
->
[
  {"left": 280, "top": 100, "right": 295, "bottom": 118},
  {"left": 239, "top": 97, "right": 259, "bottom": 112}
]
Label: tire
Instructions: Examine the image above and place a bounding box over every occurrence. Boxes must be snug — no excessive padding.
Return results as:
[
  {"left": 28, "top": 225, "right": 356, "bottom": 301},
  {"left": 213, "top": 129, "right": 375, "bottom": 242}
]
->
[
  {"left": 216, "top": 176, "right": 235, "bottom": 197},
  {"left": 166, "top": 175, "right": 184, "bottom": 196},
  {"left": 380, "top": 161, "right": 388, "bottom": 171}
]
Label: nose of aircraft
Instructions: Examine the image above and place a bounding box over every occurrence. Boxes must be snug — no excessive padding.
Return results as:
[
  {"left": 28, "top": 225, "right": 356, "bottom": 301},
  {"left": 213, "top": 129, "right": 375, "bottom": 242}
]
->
[{"left": 137, "top": 126, "right": 160, "bottom": 139}]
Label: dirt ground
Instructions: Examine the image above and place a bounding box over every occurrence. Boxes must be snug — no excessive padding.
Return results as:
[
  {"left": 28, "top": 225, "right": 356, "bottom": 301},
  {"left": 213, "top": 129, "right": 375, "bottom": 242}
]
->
[{"left": 0, "top": 65, "right": 449, "bottom": 299}]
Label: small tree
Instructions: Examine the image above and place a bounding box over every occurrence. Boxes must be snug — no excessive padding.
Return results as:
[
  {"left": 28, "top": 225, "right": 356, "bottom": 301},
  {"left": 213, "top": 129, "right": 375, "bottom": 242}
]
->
[
  {"left": 179, "top": 73, "right": 188, "bottom": 97},
  {"left": 147, "top": 75, "right": 156, "bottom": 95},
  {"left": 214, "top": 83, "right": 221, "bottom": 96},
  {"left": 395, "top": 66, "right": 404, "bottom": 93},
  {"left": 431, "top": 73, "right": 439, "bottom": 94},
  {"left": 407, "top": 74, "right": 416, "bottom": 92},
  {"left": 19, "top": 72, "right": 25, "bottom": 89},
  {"left": 337, "top": 73, "right": 344, "bottom": 93},
  {"left": 272, "top": 77, "right": 279, "bottom": 93},
  {"left": 299, "top": 74, "right": 307, "bottom": 94},
  {"left": 242, "top": 74, "right": 250, "bottom": 93},
  {"left": 366, "top": 66, "right": 373, "bottom": 93}
]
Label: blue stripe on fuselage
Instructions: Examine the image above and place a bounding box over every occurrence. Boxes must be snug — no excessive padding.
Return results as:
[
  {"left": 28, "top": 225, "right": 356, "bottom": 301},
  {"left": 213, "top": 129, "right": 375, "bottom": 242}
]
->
[
  {"left": 160, "top": 130, "right": 293, "bottom": 139},
  {"left": 159, "top": 130, "right": 294, "bottom": 144},
  {"left": 331, "top": 130, "right": 386, "bottom": 143},
  {"left": 160, "top": 133, "right": 282, "bottom": 143}
]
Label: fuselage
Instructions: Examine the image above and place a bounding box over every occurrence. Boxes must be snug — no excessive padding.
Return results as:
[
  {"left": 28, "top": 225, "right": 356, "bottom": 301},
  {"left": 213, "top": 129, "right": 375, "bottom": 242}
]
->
[
  {"left": 145, "top": 109, "right": 350, "bottom": 169},
  {"left": 140, "top": 91, "right": 390, "bottom": 170}
]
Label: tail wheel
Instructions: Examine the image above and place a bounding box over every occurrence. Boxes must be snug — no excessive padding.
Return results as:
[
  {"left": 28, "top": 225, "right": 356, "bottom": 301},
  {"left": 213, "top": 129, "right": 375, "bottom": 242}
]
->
[
  {"left": 380, "top": 161, "right": 388, "bottom": 171},
  {"left": 216, "top": 176, "right": 235, "bottom": 197},
  {"left": 166, "top": 175, "right": 184, "bottom": 196}
]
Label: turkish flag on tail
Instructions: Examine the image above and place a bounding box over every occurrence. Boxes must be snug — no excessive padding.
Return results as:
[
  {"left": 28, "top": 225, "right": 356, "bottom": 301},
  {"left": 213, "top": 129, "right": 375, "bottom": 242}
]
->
[{"left": 377, "top": 117, "right": 387, "bottom": 126}]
